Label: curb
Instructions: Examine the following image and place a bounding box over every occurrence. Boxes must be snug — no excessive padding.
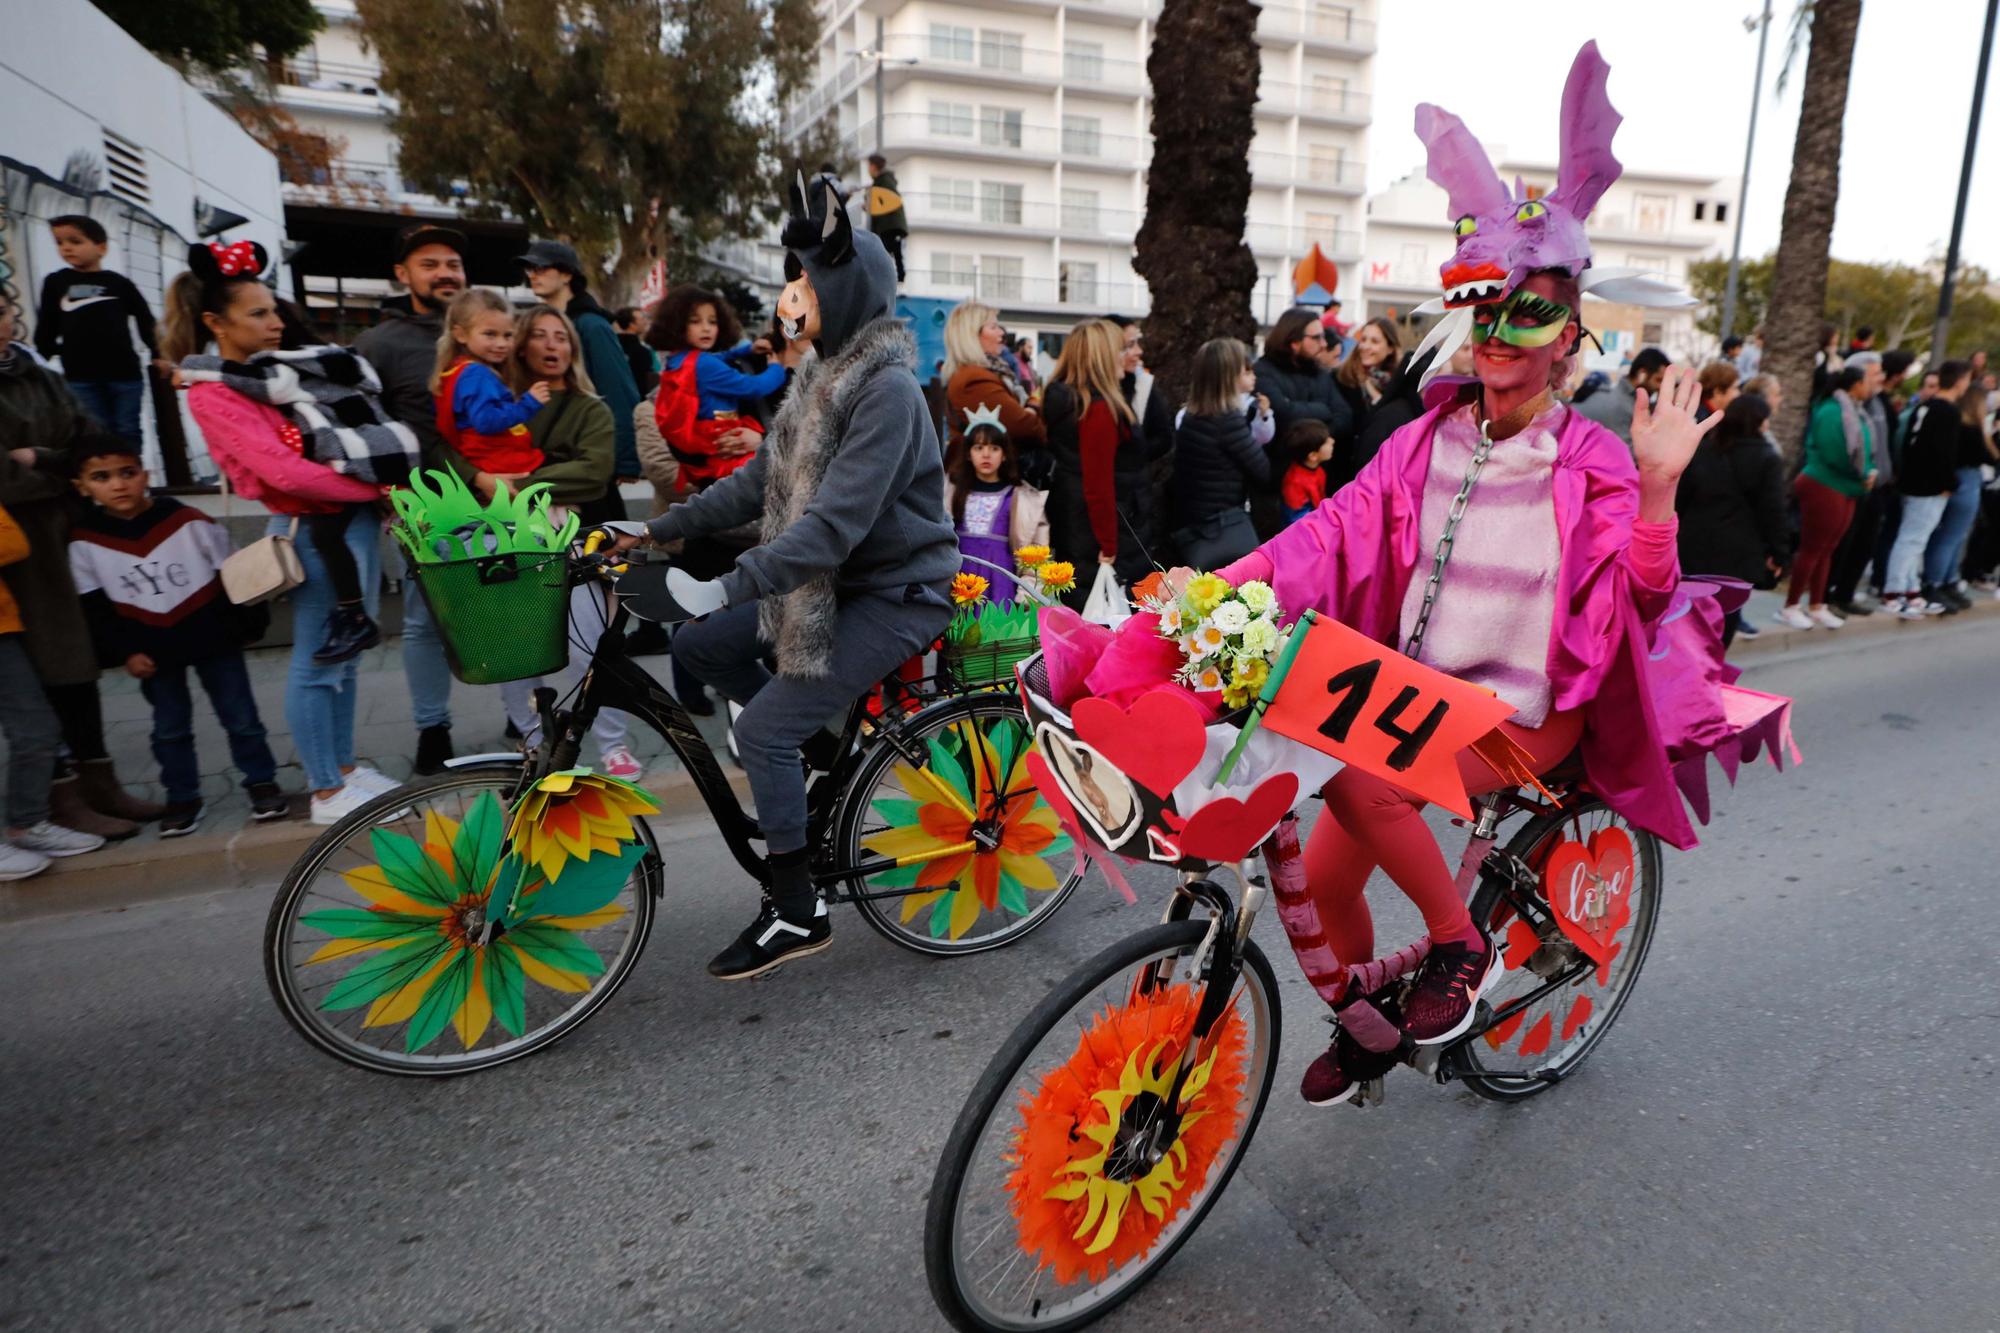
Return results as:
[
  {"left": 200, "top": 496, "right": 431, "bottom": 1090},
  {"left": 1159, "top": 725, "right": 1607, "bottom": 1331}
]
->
[
  {"left": 1729, "top": 593, "right": 2000, "bottom": 666},
  {"left": 0, "top": 764, "right": 752, "bottom": 925}
]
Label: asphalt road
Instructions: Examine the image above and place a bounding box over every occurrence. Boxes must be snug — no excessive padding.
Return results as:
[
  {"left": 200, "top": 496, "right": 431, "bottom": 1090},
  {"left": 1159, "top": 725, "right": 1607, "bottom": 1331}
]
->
[{"left": 5, "top": 617, "right": 1997, "bottom": 1332}]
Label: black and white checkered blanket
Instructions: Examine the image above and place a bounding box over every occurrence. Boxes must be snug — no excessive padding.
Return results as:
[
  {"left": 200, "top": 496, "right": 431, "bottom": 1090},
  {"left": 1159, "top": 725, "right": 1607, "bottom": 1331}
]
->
[{"left": 180, "top": 347, "right": 421, "bottom": 487}]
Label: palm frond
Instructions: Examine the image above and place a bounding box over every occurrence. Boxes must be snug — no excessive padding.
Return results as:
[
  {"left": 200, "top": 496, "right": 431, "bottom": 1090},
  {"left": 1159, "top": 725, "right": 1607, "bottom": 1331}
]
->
[{"left": 1775, "top": 1, "right": 1816, "bottom": 96}]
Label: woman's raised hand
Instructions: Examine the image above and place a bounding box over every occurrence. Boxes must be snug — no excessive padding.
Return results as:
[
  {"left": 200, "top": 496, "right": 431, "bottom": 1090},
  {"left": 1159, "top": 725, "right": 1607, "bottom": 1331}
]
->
[{"left": 1630, "top": 363, "right": 1721, "bottom": 485}]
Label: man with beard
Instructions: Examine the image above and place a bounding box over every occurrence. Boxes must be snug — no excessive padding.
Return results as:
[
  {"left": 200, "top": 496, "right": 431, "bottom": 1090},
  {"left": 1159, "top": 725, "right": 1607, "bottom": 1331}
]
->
[{"left": 354, "top": 224, "right": 469, "bottom": 775}]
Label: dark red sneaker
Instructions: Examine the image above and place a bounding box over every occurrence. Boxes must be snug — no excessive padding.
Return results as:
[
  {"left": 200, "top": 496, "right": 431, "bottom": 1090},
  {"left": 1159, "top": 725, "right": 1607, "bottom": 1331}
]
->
[
  {"left": 1401, "top": 932, "right": 1503, "bottom": 1045},
  {"left": 1300, "top": 993, "right": 1405, "bottom": 1106}
]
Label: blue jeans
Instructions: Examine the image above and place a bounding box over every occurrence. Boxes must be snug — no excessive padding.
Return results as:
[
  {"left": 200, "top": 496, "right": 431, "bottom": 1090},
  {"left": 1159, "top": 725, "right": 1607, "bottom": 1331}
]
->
[
  {"left": 140, "top": 652, "right": 279, "bottom": 804},
  {"left": 1884, "top": 493, "right": 1950, "bottom": 597},
  {"left": 69, "top": 378, "right": 146, "bottom": 446},
  {"left": 276, "top": 513, "right": 380, "bottom": 791},
  {"left": 1924, "top": 467, "right": 1983, "bottom": 587},
  {"left": 399, "top": 562, "right": 453, "bottom": 730},
  {"left": 0, "top": 635, "right": 61, "bottom": 826}
]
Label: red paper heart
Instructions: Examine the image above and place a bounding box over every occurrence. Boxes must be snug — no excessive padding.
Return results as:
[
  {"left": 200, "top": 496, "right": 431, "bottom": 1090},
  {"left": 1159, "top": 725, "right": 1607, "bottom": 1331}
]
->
[
  {"left": 1173, "top": 773, "right": 1300, "bottom": 863},
  {"left": 1542, "top": 828, "right": 1636, "bottom": 973},
  {"left": 1070, "top": 689, "right": 1208, "bottom": 797}
]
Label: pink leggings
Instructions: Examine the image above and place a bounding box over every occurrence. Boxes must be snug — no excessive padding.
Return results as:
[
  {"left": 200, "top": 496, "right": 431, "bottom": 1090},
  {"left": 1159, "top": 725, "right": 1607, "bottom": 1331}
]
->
[{"left": 1303, "top": 708, "right": 1584, "bottom": 967}]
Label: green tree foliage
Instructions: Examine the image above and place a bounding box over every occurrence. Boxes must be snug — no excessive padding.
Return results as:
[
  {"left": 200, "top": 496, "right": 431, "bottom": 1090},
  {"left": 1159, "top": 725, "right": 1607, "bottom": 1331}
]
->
[
  {"left": 357, "top": 0, "right": 825, "bottom": 303},
  {"left": 1692, "top": 252, "right": 2000, "bottom": 358},
  {"left": 91, "top": 0, "right": 321, "bottom": 70}
]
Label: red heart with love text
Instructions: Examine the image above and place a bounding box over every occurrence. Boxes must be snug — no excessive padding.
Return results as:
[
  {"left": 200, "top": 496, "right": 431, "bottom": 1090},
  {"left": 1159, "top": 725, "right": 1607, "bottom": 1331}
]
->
[
  {"left": 1070, "top": 689, "right": 1209, "bottom": 797},
  {"left": 1541, "top": 828, "right": 1636, "bottom": 975},
  {"left": 1173, "top": 773, "right": 1301, "bottom": 863}
]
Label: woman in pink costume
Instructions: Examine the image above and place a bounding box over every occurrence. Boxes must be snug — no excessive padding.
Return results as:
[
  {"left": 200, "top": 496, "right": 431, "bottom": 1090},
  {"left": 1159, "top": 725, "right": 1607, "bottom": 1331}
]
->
[{"left": 1195, "top": 43, "right": 1725, "bottom": 1104}]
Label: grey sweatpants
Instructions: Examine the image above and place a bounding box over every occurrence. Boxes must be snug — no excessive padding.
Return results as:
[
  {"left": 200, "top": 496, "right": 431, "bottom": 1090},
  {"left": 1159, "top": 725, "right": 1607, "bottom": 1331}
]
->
[{"left": 671, "top": 585, "right": 951, "bottom": 855}]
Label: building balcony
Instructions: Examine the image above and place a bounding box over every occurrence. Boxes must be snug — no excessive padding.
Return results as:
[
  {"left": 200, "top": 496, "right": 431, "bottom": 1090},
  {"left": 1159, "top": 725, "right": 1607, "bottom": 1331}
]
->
[
  {"left": 1248, "top": 150, "right": 1366, "bottom": 194},
  {"left": 1255, "top": 5, "right": 1377, "bottom": 55},
  {"left": 906, "top": 268, "right": 1148, "bottom": 316},
  {"left": 1246, "top": 222, "right": 1362, "bottom": 261},
  {"left": 898, "top": 190, "right": 1148, "bottom": 242},
  {"left": 847, "top": 114, "right": 1149, "bottom": 169},
  {"left": 270, "top": 56, "right": 387, "bottom": 118},
  {"left": 1256, "top": 79, "right": 1370, "bottom": 127}
]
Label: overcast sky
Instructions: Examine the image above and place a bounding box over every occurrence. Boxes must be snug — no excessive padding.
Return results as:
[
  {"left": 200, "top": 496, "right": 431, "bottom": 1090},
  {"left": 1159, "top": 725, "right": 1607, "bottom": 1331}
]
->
[{"left": 1367, "top": 0, "right": 1998, "bottom": 274}]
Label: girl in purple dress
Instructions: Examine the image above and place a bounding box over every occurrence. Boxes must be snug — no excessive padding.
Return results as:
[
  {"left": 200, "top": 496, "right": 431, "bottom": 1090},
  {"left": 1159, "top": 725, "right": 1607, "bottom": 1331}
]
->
[{"left": 943, "top": 408, "right": 1049, "bottom": 601}]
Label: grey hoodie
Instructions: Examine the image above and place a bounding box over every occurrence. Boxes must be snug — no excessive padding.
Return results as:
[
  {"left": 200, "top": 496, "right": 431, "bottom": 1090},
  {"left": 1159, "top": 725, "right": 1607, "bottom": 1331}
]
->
[{"left": 354, "top": 299, "right": 469, "bottom": 475}]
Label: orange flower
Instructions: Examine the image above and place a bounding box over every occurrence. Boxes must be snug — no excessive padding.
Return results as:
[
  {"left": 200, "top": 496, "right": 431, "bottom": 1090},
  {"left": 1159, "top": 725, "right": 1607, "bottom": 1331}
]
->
[
  {"left": 950, "top": 572, "right": 990, "bottom": 605},
  {"left": 1035, "top": 561, "right": 1076, "bottom": 592},
  {"left": 1013, "top": 544, "right": 1052, "bottom": 568}
]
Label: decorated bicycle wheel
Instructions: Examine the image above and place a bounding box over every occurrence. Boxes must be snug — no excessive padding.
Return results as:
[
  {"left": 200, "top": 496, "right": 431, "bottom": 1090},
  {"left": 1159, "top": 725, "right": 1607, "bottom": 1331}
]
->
[
  {"left": 264, "top": 765, "right": 659, "bottom": 1075},
  {"left": 1454, "top": 797, "right": 1662, "bottom": 1101},
  {"left": 927, "top": 920, "right": 1281, "bottom": 1332},
  {"left": 838, "top": 693, "right": 1086, "bottom": 956}
]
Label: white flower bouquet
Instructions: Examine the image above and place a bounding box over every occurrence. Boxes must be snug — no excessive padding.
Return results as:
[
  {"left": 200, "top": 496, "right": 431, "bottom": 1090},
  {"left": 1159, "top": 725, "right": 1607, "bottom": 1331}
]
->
[{"left": 1139, "top": 572, "right": 1291, "bottom": 709}]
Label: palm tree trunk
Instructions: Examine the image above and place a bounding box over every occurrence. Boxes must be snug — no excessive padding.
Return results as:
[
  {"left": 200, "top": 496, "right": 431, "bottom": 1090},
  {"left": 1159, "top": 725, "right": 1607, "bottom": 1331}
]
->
[
  {"left": 1133, "top": 0, "right": 1260, "bottom": 404},
  {"left": 1764, "top": 0, "right": 1863, "bottom": 466}
]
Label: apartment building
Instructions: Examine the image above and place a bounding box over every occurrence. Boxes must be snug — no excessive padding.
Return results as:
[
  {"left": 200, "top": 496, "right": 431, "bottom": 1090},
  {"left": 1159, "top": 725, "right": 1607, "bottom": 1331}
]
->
[
  {"left": 783, "top": 0, "right": 1377, "bottom": 338},
  {"left": 1363, "top": 156, "right": 1739, "bottom": 367}
]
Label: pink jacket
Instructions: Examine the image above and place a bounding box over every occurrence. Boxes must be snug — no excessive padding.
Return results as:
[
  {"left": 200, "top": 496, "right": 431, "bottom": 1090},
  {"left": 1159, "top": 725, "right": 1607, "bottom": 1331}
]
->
[
  {"left": 1239, "top": 399, "right": 1702, "bottom": 849},
  {"left": 188, "top": 383, "right": 381, "bottom": 515}
]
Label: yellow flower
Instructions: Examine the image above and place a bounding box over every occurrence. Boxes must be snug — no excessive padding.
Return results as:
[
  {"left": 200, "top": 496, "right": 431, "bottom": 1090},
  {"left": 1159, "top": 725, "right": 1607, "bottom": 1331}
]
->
[
  {"left": 1014, "top": 545, "right": 1052, "bottom": 568},
  {"left": 1232, "top": 657, "right": 1271, "bottom": 692},
  {"left": 1223, "top": 682, "right": 1256, "bottom": 710},
  {"left": 1036, "top": 561, "right": 1076, "bottom": 592},
  {"left": 951, "top": 572, "right": 990, "bottom": 605},
  {"left": 1184, "top": 573, "right": 1231, "bottom": 616}
]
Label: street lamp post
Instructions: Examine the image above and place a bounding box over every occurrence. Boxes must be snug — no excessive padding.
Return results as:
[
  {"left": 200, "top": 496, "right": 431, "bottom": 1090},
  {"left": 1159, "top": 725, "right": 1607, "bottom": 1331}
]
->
[
  {"left": 1931, "top": 0, "right": 1998, "bottom": 361},
  {"left": 1721, "top": 0, "right": 1773, "bottom": 343},
  {"left": 856, "top": 21, "right": 919, "bottom": 156}
]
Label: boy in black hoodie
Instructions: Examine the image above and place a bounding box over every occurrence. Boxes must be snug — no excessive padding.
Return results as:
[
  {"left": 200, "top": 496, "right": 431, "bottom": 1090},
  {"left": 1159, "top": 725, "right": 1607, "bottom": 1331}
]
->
[{"left": 35, "top": 215, "right": 158, "bottom": 446}]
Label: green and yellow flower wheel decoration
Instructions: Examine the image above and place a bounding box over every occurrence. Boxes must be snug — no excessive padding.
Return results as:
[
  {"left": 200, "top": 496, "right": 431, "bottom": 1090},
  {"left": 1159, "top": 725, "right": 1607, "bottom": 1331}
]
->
[
  {"left": 860, "top": 720, "right": 1071, "bottom": 941},
  {"left": 1003, "top": 983, "right": 1249, "bottom": 1287}
]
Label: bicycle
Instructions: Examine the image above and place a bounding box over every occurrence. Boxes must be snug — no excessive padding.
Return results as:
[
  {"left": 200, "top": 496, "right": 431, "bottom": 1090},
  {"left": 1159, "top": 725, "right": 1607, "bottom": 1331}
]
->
[
  {"left": 925, "top": 662, "right": 1662, "bottom": 1330},
  {"left": 265, "top": 537, "right": 1088, "bottom": 1076}
]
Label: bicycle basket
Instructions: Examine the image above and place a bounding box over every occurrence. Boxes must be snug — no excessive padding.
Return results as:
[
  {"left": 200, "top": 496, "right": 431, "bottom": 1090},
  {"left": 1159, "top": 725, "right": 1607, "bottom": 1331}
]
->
[
  {"left": 939, "top": 633, "right": 1040, "bottom": 689},
  {"left": 412, "top": 552, "right": 571, "bottom": 685}
]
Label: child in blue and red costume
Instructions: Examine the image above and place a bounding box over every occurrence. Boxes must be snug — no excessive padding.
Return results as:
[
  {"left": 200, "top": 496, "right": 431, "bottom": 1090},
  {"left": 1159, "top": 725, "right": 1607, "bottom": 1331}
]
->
[
  {"left": 645, "top": 284, "right": 787, "bottom": 491},
  {"left": 430, "top": 288, "right": 547, "bottom": 485}
]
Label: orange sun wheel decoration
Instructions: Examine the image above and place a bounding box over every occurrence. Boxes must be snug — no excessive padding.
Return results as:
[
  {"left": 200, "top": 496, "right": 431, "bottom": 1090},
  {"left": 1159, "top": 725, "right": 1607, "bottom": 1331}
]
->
[
  {"left": 1005, "top": 983, "right": 1248, "bottom": 1287},
  {"left": 506, "top": 768, "right": 660, "bottom": 885}
]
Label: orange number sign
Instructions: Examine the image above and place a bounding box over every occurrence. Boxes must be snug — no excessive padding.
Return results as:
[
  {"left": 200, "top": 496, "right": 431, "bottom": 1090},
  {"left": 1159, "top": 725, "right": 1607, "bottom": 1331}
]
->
[{"left": 1259, "top": 613, "right": 1515, "bottom": 818}]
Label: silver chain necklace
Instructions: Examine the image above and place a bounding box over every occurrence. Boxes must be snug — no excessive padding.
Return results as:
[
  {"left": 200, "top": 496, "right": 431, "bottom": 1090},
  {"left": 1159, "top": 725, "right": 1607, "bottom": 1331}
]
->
[{"left": 1401, "top": 415, "right": 1496, "bottom": 662}]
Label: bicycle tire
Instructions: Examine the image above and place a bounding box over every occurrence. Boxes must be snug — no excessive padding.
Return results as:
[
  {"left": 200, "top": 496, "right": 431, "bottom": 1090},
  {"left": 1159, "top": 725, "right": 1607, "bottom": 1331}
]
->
[
  {"left": 836, "top": 692, "right": 1086, "bottom": 957},
  {"left": 926, "top": 920, "right": 1282, "bottom": 1332},
  {"left": 1455, "top": 796, "right": 1662, "bottom": 1102},
  {"left": 264, "top": 763, "right": 660, "bottom": 1077}
]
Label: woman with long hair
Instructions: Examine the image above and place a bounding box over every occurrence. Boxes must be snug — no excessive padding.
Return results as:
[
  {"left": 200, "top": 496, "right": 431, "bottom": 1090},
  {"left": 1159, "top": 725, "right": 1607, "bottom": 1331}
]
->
[
  {"left": 163, "top": 244, "right": 393, "bottom": 826},
  {"left": 1170, "top": 338, "right": 1270, "bottom": 567},
  {"left": 1779, "top": 362, "right": 1879, "bottom": 630},
  {"left": 942, "top": 301, "right": 1045, "bottom": 478},
  {"left": 1333, "top": 318, "right": 1403, "bottom": 457},
  {"left": 1044, "top": 318, "right": 1166, "bottom": 597},
  {"left": 1674, "top": 392, "right": 1788, "bottom": 645}
]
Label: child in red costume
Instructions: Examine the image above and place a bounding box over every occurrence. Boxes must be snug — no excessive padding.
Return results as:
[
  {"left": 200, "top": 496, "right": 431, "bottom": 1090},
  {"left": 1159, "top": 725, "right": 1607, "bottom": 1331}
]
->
[{"left": 430, "top": 288, "right": 547, "bottom": 481}]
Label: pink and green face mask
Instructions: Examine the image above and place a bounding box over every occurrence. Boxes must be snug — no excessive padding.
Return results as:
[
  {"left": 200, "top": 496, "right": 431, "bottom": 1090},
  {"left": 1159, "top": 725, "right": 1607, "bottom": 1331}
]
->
[{"left": 1469, "top": 290, "right": 1574, "bottom": 348}]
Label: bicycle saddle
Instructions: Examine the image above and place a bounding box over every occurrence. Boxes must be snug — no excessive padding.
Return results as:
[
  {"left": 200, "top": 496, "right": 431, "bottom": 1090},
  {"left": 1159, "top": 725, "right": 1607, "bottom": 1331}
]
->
[{"left": 614, "top": 562, "right": 703, "bottom": 624}]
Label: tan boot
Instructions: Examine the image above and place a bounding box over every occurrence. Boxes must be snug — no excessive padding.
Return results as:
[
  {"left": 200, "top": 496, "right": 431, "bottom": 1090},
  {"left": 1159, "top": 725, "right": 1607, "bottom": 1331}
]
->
[
  {"left": 49, "top": 772, "right": 139, "bottom": 840},
  {"left": 76, "top": 758, "right": 166, "bottom": 823}
]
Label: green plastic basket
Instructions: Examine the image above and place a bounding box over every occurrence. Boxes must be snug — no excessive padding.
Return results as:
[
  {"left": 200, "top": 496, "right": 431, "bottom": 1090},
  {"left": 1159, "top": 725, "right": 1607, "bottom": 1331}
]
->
[
  {"left": 939, "top": 633, "right": 1040, "bottom": 690},
  {"left": 412, "top": 553, "right": 571, "bottom": 685}
]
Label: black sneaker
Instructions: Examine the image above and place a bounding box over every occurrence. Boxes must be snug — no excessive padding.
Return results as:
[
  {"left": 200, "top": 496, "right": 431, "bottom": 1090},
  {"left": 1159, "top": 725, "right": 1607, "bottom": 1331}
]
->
[
  {"left": 706, "top": 897, "right": 831, "bottom": 980},
  {"left": 312, "top": 605, "right": 383, "bottom": 664},
  {"left": 1938, "top": 583, "right": 1973, "bottom": 612},
  {"left": 413, "top": 724, "right": 454, "bottom": 776},
  {"left": 1922, "top": 584, "right": 1964, "bottom": 616},
  {"left": 1300, "top": 991, "right": 1406, "bottom": 1106},
  {"left": 1401, "top": 932, "right": 1503, "bottom": 1045},
  {"left": 247, "top": 783, "right": 289, "bottom": 822},
  {"left": 679, "top": 688, "right": 716, "bottom": 718},
  {"left": 159, "top": 800, "right": 205, "bottom": 838},
  {"left": 1829, "top": 600, "right": 1874, "bottom": 618}
]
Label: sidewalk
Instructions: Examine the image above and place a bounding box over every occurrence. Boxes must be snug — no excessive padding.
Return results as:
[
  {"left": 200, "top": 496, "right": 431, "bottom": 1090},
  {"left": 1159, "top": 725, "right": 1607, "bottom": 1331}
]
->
[{"left": 5, "top": 581, "right": 1996, "bottom": 922}]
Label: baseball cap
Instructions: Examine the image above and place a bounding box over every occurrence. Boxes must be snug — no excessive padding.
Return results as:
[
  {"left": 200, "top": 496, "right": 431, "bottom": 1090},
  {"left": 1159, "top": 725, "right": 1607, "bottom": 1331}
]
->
[
  {"left": 394, "top": 223, "right": 467, "bottom": 262},
  {"left": 518, "top": 239, "right": 583, "bottom": 274}
]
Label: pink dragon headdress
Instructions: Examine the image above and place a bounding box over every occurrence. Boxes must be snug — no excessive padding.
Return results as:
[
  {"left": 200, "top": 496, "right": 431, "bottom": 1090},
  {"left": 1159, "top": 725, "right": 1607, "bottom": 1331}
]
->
[{"left": 1409, "top": 41, "right": 1696, "bottom": 385}]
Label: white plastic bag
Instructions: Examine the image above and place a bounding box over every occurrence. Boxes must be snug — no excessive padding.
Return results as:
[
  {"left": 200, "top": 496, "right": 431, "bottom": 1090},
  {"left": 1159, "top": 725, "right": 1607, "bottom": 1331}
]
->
[{"left": 1081, "top": 562, "right": 1129, "bottom": 628}]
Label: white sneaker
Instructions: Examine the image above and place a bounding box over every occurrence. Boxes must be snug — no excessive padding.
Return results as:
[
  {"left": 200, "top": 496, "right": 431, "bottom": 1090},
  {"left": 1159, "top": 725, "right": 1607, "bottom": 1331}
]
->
[
  {"left": 599, "top": 745, "right": 643, "bottom": 780},
  {"left": 0, "top": 842, "right": 51, "bottom": 881},
  {"left": 10, "top": 821, "right": 106, "bottom": 858},
  {"left": 344, "top": 764, "right": 401, "bottom": 795},
  {"left": 1880, "top": 596, "right": 1906, "bottom": 613},
  {"left": 1921, "top": 598, "right": 1949, "bottom": 616},
  {"left": 1895, "top": 599, "right": 1928, "bottom": 620},
  {"left": 1808, "top": 606, "right": 1845, "bottom": 630},
  {"left": 311, "top": 782, "right": 409, "bottom": 826},
  {"left": 1772, "top": 605, "right": 1815, "bottom": 630}
]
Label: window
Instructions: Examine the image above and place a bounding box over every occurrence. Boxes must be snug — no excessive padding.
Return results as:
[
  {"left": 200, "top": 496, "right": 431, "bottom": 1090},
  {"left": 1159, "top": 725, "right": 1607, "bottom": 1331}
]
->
[
  {"left": 1693, "top": 200, "right": 1707, "bottom": 221},
  {"left": 1304, "top": 210, "right": 1342, "bottom": 245},
  {"left": 979, "top": 30, "right": 1025, "bottom": 72},
  {"left": 1715, "top": 201, "right": 1729, "bottom": 223},
  {"left": 931, "top": 251, "right": 977, "bottom": 288},
  {"left": 1061, "top": 187, "right": 1101, "bottom": 232},
  {"left": 1634, "top": 192, "right": 1672, "bottom": 234},
  {"left": 929, "top": 24, "right": 974, "bottom": 61},
  {"left": 1064, "top": 40, "right": 1105, "bottom": 82},
  {"left": 1062, "top": 114, "right": 1103, "bottom": 157},
  {"left": 1642, "top": 321, "right": 1665, "bottom": 345},
  {"left": 979, "top": 106, "right": 1023, "bottom": 148},
  {"left": 1306, "top": 142, "right": 1346, "bottom": 184},
  {"left": 1310, "top": 1, "right": 1356, "bottom": 40},
  {"left": 932, "top": 177, "right": 975, "bottom": 214},
  {"left": 979, "top": 181, "right": 1023, "bottom": 225},
  {"left": 979, "top": 255, "right": 1024, "bottom": 301},
  {"left": 1309, "top": 73, "right": 1348, "bottom": 115},
  {"left": 1060, "top": 261, "right": 1099, "bottom": 306},
  {"left": 929, "top": 101, "right": 974, "bottom": 137}
]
